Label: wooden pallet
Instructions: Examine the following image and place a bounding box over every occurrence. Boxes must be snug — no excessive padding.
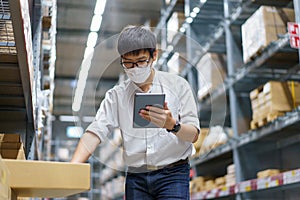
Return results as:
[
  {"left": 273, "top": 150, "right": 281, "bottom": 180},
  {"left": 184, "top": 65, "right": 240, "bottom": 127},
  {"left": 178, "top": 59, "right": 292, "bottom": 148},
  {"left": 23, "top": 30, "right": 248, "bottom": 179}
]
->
[{"left": 250, "top": 111, "right": 285, "bottom": 130}]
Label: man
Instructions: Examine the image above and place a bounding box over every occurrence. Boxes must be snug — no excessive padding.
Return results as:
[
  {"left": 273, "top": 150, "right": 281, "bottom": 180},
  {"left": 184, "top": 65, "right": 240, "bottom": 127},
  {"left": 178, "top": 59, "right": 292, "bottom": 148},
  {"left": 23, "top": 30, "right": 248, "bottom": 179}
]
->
[{"left": 71, "top": 25, "right": 200, "bottom": 199}]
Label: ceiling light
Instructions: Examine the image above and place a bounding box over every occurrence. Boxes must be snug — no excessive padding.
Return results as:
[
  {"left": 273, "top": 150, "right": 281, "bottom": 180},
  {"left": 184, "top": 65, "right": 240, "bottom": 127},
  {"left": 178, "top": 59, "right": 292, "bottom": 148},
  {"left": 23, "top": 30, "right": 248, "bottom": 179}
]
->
[
  {"left": 190, "top": 12, "right": 197, "bottom": 18},
  {"left": 200, "top": 0, "right": 207, "bottom": 3},
  {"left": 94, "top": 0, "right": 107, "bottom": 15},
  {"left": 59, "top": 115, "right": 79, "bottom": 122},
  {"left": 86, "top": 32, "right": 98, "bottom": 48},
  {"left": 193, "top": 7, "right": 200, "bottom": 14},
  {"left": 186, "top": 17, "right": 193, "bottom": 23},
  {"left": 82, "top": 116, "right": 95, "bottom": 123},
  {"left": 84, "top": 47, "right": 95, "bottom": 59},
  {"left": 72, "top": 58, "right": 92, "bottom": 112},
  {"left": 90, "top": 15, "right": 102, "bottom": 32}
]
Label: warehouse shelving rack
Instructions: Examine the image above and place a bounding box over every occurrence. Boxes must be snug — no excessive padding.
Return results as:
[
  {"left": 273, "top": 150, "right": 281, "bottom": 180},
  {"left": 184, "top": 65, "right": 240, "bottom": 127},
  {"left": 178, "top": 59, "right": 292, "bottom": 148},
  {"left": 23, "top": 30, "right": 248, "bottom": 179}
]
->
[
  {"left": 91, "top": 0, "right": 300, "bottom": 199},
  {"left": 1, "top": 3, "right": 62, "bottom": 196},
  {"left": 1, "top": 0, "right": 35, "bottom": 159},
  {"left": 0, "top": 0, "right": 56, "bottom": 160},
  {"left": 156, "top": 0, "right": 300, "bottom": 199}
]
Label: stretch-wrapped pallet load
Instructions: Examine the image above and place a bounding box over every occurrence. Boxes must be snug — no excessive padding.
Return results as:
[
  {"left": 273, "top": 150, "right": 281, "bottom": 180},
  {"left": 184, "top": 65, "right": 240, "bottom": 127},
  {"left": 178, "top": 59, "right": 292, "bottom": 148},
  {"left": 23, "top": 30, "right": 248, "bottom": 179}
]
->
[
  {"left": 250, "top": 81, "right": 300, "bottom": 129},
  {"left": 242, "top": 6, "right": 295, "bottom": 63},
  {"left": 199, "top": 126, "right": 232, "bottom": 155}
]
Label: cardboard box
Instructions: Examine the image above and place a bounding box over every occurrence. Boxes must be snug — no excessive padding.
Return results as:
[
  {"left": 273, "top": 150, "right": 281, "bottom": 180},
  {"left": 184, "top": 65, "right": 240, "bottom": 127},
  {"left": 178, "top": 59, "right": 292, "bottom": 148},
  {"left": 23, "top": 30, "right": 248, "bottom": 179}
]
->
[
  {"left": 242, "top": 6, "right": 295, "bottom": 63},
  {"left": 227, "top": 164, "right": 235, "bottom": 174},
  {"left": 197, "top": 53, "right": 226, "bottom": 100},
  {"left": 0, "top": 157, "right": 11, "bottom": 200},
  {"left": 215, "top": 176, "right": 226, "bottom": 186},
  {"left": 0, "top": 134, "right": 25, "bottom": 160},
  {"left": 0, "top": 134, "right": 21, "bottom": 143},
  {"left": 0, "top": 142, "right": 22, "bottom": 149},
  {"left": 257, "top": 169, "right": 281, "bottom": 179},
  {"left": 288, "top": 81, "right": 300, "bottom": 107},
  {"left": 0, "top": 149, "right": 25, "bottom": 160},
  {"left": 3, "top": 159, "right": 90, "bottom": 198},
  {"left": 263, "top": 81, "right": 293, "bottom": 113}
]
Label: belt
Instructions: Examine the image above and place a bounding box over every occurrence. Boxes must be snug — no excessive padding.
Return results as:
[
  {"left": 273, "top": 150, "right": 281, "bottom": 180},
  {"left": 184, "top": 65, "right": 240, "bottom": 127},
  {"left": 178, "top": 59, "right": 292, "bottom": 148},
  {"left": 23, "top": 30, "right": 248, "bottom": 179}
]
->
[{"left": 127, "top": 158, "right": 189, "bottom": 173}]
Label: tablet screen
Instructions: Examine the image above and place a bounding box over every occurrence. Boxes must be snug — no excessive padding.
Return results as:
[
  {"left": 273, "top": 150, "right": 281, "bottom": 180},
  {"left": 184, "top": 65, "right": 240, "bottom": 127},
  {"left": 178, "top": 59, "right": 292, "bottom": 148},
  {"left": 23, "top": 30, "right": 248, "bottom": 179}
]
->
[{"left": 133, "top": 93, "right": 165, "bottom": 128}]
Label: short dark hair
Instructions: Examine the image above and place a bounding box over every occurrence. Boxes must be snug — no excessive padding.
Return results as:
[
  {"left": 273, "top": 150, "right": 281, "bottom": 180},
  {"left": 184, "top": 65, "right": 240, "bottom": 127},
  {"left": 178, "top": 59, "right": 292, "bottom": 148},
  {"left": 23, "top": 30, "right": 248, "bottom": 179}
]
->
[{"left": 117, "top": 25, "right": 157, "bottom": 57}]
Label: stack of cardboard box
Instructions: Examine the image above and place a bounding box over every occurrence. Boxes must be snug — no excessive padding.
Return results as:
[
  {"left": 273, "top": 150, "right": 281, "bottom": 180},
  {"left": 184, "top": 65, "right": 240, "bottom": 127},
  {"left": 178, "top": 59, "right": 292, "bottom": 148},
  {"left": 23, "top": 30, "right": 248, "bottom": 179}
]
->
[
  {"left": 225, "top": 164, "right": 236, "bottom": 187},
  {"left": 0, "top": 134, "right": 25, "bottom": 160},
  {"left": 242, "top": 6, "right": 295, "bottom": 63},
  {"left": 197, "top": 53, "right": 226, "bottom": 100},
  {"left": 215, "top": 176, "right": 226, "bottom": 188},
  {"left": 250, "top": 81, "right": 300, "bottom": 129},
  {"left": 190, "top": 176, "right": 205, "bottom": 194},
  {"left": 257, "top": 169, "right": 281, "bottom": 179}
]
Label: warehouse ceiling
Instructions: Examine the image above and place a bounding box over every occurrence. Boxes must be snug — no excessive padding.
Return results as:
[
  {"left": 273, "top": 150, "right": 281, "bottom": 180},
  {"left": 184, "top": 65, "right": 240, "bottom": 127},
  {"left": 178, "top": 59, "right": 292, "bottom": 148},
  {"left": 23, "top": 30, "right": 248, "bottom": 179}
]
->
[{"left": 54, "top": 0, "right": 162, "bottom": 117}]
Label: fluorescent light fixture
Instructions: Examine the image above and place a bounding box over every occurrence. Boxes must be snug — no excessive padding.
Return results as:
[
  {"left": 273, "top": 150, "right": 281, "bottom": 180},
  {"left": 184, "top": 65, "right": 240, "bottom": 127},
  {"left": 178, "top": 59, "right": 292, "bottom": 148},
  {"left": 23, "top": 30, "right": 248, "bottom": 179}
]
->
[
  {"left": 186, "top": 17, "right": 193, "bottom": 23},
  {"left": 94, "top": 0, "right": 107, "bottom": 15},
  {"left": 84, "top": 46, "right": 95, "bottom": 59},
  {"left": 66, "top": 126, "right": 84, "bottom": 138},
  {"left": 72, "top": 58, "right": 92, "bottom": 112},
  {"left": 190, "top": 12, "right": 197, "bottom": 18},
  {"left": 86, "top": 32, "right": 98, "bottom": 48},
  {"left": 193, "top": 7, "right": 200, "bottom": 14},
  {"left": 82, "top": 116, "right": 95, "bottom": 123},
  {"left": 200, "top": 0, "right": 207, "bottom": 3},
  {"left": 59, "top": 115, "right": 80, "bottom": 122},
  {"left": 73, "top": 0, "right": 107, "bottom": 112},
  {"left": 90, "top": 15, "right": 102, "bottom": 32}
]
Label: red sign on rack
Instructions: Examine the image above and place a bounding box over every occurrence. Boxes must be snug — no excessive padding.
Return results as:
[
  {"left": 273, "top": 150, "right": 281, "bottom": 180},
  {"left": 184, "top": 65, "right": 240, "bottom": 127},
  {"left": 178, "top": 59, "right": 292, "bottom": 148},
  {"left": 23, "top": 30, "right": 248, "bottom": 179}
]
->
[{"left": 288, "top": 22, "right": 300, "bottom": 49}]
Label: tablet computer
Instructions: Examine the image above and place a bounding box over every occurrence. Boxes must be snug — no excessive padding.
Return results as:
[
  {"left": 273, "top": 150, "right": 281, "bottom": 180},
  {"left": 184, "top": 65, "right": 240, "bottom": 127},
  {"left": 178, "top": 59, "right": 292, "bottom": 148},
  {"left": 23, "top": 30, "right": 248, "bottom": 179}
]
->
[{"left": 133, "top": 93, "right": 165, "bottom": 128}]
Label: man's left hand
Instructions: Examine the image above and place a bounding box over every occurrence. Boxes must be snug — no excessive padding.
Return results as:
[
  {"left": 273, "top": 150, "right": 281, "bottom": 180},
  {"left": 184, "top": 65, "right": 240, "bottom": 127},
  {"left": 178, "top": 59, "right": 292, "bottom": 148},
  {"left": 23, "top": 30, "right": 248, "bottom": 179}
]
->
[{"left": 139, "top": 102, "right": 175, "bottom": 129}]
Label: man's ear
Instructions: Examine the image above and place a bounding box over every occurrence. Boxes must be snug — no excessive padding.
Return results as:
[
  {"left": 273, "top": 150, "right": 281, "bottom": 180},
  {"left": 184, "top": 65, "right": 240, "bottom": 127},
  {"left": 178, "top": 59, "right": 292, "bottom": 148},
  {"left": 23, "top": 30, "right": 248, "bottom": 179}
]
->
[{"left": 152, "top": 49, "right": 158, "bottom": 61}]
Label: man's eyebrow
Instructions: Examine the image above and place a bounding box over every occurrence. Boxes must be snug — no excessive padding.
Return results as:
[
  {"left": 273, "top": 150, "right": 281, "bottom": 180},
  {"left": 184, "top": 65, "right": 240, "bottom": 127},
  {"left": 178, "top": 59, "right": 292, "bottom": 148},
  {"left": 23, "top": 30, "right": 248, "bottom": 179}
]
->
[{"left": 122, "top": 56, "right": 148, "bottom": 61}]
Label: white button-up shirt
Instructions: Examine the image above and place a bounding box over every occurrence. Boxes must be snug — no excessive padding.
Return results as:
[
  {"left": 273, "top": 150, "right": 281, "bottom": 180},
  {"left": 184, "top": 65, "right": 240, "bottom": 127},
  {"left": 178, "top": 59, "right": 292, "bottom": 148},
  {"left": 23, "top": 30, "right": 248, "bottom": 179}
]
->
[{"left": 86, "top": 69, "right": 200, "bottom": 167}]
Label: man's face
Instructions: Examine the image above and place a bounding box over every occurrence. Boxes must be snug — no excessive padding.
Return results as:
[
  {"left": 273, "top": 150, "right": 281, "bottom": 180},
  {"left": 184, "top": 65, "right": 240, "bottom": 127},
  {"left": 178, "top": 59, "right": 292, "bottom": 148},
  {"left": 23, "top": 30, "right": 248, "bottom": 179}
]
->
[{"left": 121, "top": 50, "right": 157, "bottom": 69}]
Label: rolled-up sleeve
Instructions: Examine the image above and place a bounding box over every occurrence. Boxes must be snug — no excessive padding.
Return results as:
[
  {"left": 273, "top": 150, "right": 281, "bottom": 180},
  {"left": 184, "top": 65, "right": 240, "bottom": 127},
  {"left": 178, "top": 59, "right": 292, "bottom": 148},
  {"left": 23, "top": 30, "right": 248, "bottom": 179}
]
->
[
  {"left": 178, "top": 78, "right": 200, "bottom": 132},
  {"left": 86, "top": 89, "right": 119, "bottom": 143}
]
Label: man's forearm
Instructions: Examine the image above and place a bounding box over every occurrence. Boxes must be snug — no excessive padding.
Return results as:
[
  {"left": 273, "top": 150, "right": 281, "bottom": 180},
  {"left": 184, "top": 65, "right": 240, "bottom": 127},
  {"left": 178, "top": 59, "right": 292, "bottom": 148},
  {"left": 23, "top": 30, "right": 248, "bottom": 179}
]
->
[
  {"left": 71, "top": 131, "right": 101, "bottom": 163},
  {"left": 174, "top": 124, "right": 199, "bottom": 143}
]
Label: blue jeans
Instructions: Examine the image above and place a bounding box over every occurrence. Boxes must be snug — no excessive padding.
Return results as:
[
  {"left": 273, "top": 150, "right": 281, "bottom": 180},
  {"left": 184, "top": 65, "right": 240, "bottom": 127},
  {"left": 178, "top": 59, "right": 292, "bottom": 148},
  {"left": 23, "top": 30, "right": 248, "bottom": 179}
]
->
[{"left": 125, "top": 163, "right": 190, "bottom": 200}]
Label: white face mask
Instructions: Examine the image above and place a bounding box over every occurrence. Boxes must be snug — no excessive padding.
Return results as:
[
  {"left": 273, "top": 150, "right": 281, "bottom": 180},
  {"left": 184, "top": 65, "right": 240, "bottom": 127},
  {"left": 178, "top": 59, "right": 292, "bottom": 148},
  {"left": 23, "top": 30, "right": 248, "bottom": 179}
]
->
[{"left": 124, "top": 64, "right": 152, "bottom": 84}]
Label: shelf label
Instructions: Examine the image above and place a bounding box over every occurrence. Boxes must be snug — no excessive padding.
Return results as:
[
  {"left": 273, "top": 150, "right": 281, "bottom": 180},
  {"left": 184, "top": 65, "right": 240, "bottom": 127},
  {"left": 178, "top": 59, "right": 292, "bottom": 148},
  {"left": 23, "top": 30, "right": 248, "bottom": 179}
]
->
[
  {"left": 283, "top": 169, "right": 300, "bottom": 185},
  {"left": 288, "top": 22, "right": 300, "bottom": 49},
  {"left": 257, "top": 177, "right": 269, "bottom": 190}
]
